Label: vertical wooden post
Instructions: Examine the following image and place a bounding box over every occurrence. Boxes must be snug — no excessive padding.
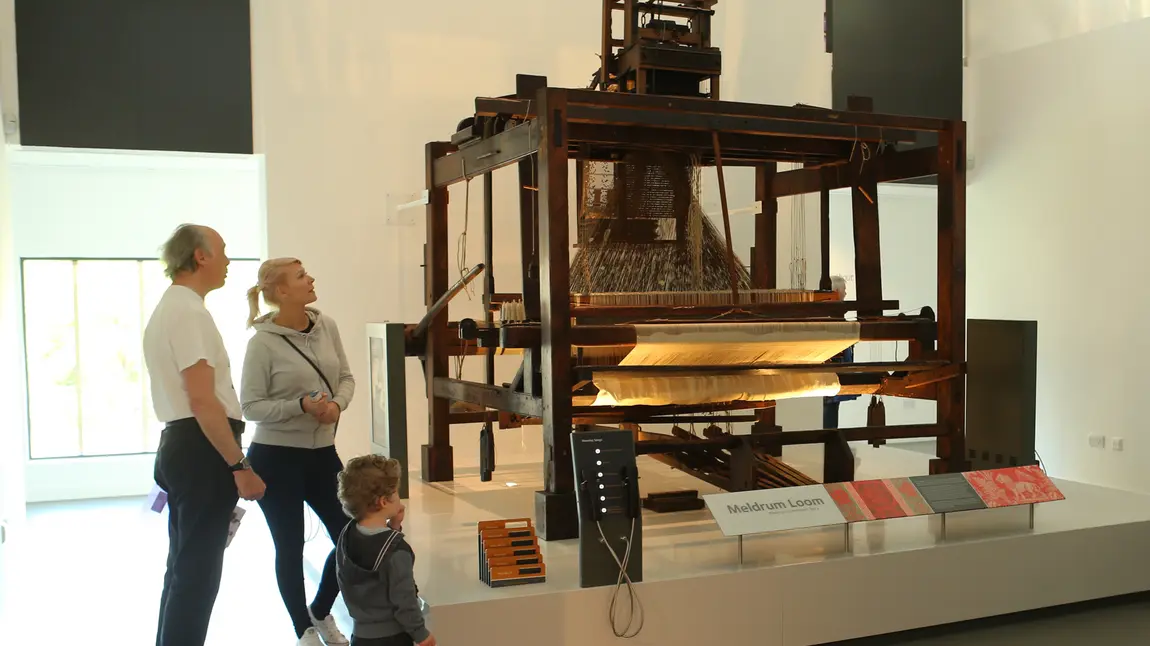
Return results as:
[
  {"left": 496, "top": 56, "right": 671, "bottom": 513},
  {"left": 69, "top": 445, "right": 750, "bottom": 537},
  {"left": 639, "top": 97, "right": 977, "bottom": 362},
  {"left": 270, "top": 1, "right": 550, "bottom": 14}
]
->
[
  {"left": 480, "top": 159, "right": 497, "bottom": 482},
  {"left": 712, "top": 132, "right": 739, "bottom": 298},
  {"left": 516, "top": 75, "right": 546, "bottom": 397},
  {"left": 422, "top": 142, "right": 454, "bottom": 483},
  {"left": 752, "top": 164, "right": 782, "bottom": 459},
  {"left": 819, "top": 186, "right": 832, "bottom": 291},
  {"left": 823, "top": 430, "right": 856, "bottom": 483},
  {"left": 482, "top": 138, "right": 497, "bottom": 334},
  {"left": 517, "top": 155, "right": 540, "bottom": 320},
  {"left": 533, "top": 88, "right": 578, "bottom": 541},
  {"left": 934, "top": 121, "right": 969, "bottom": 474},
  {"left": 600, "top": 0, "right": 613, "bottom": 89},
  {"left": 848, "top": 94, "right": 881, "bottom": 317},
  {"left": 851, "top": 175, "right": 882, "bottom": 317},
  {"left": 753, "top": 163, "right": 778, "bottom": 290}
]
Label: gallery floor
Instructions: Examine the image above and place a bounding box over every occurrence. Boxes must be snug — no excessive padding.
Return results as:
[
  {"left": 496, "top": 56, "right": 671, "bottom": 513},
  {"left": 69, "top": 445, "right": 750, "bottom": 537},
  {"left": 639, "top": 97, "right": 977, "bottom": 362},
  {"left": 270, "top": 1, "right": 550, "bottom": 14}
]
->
[{"left": 2, "top": 443, "right": 1150, "bottom": 644}]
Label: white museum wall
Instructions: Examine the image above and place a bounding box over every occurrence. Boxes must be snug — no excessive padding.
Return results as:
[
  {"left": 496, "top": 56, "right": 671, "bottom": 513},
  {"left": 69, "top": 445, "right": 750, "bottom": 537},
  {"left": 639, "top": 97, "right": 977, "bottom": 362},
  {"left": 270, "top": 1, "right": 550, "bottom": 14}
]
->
[
  {"left": 0, "top": 122, "right": 26, "bottom": 552},
  {"left": 7, "top": 148, "right": 264, "bottom": 501},
  {"left": 966, "top": 16, "right": 1150, "bottom": 492},
  {"left": 251, "top": 0, "right": 832, "bottom": 471},
  {"left": 9, "top": 148, "right": 263, "bottom": 258},
  {"left": 963, "top": 0, "right": 1150, "bottom": 170},
  {"left": 0, "top": 0, "right": 23, "bottom": 556}
]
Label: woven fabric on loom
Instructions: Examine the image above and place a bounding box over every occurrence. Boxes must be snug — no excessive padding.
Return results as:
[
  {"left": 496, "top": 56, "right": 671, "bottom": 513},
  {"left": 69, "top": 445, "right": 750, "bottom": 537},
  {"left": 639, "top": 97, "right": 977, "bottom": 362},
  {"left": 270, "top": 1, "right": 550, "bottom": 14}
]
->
[
  {"left": 621, "top": 321, "right": 861, "bottom": 366},
  {"left": 590, "top": 321, "right": 860, "bottom": 407},
  {"left": 592, "top": 370, "right": 841, "bottom": 406},
  {"left": 570, "top": 152, "right": 752, "bottom": 295}
]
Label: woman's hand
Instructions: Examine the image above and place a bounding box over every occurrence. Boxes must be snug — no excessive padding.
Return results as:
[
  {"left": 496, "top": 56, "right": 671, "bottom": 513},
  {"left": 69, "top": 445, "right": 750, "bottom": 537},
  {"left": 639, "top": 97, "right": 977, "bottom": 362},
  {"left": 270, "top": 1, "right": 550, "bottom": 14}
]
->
[
  {"left": 316, "top": 401, "right": 340, "bottom": 425},
  {"left": 301, "top": 392, "right": 328, "bottom": 416}
]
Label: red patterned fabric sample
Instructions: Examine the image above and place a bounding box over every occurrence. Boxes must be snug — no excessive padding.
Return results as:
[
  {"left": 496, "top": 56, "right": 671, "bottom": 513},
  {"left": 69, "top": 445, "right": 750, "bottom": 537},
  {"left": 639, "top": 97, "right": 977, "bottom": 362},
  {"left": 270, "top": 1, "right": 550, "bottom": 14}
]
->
[
  {"left": 963, "top": 465, "right": 1065, "bottom": 508},
  {"left": 824, "top": 482, "right": 872, "bottom": 522}
]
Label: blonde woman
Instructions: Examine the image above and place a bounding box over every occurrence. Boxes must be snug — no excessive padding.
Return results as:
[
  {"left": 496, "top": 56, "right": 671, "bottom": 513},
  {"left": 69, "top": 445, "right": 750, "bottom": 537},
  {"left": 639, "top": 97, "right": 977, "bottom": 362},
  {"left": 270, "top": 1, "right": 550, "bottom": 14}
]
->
[{"left": 240, "top": 257, "right": 355, "bottom": 646}]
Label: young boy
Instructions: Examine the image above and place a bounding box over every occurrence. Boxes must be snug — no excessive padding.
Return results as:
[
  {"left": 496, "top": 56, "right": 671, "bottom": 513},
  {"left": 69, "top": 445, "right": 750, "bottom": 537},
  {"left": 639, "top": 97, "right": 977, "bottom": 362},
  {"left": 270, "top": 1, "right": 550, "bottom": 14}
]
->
[{"left": 336, "top": 456, "right": 435, "bottom": 646}]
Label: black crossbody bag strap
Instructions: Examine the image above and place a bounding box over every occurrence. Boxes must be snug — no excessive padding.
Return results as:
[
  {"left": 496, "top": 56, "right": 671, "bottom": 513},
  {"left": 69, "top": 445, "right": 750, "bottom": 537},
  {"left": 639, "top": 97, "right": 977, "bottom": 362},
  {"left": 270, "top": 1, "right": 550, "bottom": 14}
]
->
[{"left": 281, "top": 336, "right": 340, "bottom": 435}]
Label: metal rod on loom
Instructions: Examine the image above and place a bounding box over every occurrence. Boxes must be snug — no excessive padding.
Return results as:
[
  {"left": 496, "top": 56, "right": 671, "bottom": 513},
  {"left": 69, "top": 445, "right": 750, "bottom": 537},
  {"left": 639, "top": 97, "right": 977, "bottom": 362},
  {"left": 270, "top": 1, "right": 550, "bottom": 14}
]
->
[
  {"left": 711, "top": 131, "right": 739, "bottom": 298},
  {"left": 414, "top": 263, "right": 485, "bottom": 340}
]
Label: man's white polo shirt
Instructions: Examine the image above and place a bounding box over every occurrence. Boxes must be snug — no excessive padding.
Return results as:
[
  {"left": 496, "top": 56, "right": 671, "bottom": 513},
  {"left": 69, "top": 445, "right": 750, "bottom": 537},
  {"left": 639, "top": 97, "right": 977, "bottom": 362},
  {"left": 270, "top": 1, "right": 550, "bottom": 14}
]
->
[{"left": 143, "top": 284, "right": 242, "bottom": 422}]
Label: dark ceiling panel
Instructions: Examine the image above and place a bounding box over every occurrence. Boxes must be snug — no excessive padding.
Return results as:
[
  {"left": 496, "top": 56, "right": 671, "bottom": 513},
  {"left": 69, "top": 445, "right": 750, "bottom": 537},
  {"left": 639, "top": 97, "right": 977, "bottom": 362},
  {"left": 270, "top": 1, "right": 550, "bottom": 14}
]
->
[
  {"left": 829, "top": 0, "right": 963, "bottom": 183},
  {"left": 15, "top": 0, "right": 252, "bottom": 154}
]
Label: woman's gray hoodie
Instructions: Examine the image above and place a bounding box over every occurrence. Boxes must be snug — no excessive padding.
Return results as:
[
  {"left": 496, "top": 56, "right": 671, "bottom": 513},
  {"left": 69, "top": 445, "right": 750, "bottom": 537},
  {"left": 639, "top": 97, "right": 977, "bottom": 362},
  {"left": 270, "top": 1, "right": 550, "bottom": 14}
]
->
[{"left": 240, "top": 308, "right": 355, "bottom": 449}]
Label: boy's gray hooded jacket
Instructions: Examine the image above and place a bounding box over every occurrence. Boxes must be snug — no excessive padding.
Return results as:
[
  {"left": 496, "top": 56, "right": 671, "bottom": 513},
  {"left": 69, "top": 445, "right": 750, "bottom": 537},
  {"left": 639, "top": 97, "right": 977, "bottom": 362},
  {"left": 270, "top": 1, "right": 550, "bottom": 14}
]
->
[
  {"left": 240, "top": 308, "right": 355, "bottom": 448},
  {"left": 336, "top": 524, "right": 429, "bottom": 642}
]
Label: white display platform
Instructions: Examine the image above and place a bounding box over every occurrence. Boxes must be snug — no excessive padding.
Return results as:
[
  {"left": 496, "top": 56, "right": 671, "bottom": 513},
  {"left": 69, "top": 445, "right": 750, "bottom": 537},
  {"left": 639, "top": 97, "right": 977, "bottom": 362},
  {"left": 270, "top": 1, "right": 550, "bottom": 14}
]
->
[{"left": 369, "top": 444, "right": 1150, "bottom": 646}]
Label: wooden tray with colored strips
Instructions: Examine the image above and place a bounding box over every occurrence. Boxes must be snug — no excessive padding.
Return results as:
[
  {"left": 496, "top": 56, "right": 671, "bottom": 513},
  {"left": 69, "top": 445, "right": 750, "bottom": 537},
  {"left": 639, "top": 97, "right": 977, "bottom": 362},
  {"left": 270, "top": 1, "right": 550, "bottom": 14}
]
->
[{"left": 478, "top": 518, "right": 546, "bottom": 587}]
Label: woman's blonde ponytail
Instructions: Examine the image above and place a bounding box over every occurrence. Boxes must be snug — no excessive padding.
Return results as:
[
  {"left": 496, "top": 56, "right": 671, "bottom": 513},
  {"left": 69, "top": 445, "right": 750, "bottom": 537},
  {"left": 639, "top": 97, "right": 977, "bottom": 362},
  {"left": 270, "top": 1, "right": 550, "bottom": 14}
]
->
[{"left": 246, "top": 284, "right": 262, "bottom": 328}]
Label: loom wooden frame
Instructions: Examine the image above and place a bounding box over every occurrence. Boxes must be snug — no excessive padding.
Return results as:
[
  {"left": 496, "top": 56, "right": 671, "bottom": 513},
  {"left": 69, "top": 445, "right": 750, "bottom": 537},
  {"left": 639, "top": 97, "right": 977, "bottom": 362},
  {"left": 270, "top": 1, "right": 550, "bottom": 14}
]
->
[{"left": 414, "top": 76, "right": 968, "bottom": 541}]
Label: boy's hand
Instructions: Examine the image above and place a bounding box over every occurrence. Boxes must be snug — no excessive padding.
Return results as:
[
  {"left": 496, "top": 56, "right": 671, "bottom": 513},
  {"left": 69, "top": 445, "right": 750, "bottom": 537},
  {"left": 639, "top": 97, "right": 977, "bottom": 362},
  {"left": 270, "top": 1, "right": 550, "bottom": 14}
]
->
[
  {"left": 389, "top": 508, "right": 405, "bottom": 532},
  {"left": 417, "top": 635, "right": 436, "bottom": 646}
]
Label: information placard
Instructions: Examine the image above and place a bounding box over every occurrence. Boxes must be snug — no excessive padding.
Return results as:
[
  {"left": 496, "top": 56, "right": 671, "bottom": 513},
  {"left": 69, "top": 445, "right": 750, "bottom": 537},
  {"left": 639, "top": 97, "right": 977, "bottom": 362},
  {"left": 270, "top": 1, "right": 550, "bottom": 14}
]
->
[{"left": 704, "top": 484, "right": 847, "bottom": 537}]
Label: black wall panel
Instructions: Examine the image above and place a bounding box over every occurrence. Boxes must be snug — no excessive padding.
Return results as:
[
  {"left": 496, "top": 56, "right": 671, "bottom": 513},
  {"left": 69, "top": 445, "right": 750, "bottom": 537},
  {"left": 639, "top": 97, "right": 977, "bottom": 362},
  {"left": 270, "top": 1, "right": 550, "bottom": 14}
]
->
[
  {"left": 966, "top": 319, "right": 1039, "bottom": 470},
  {"left": 15, "top": 0, "right": 252, "bottom": 154},
  {"left": 827, "top": 0, "right": 963, "bottom": 176}
]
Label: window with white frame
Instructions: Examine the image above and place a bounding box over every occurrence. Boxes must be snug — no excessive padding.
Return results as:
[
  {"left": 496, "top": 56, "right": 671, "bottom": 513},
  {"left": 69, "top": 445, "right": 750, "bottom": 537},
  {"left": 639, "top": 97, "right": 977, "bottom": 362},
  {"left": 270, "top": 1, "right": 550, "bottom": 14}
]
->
[{"left": 21, "top": 258, "right": 259, "bottom": 459}]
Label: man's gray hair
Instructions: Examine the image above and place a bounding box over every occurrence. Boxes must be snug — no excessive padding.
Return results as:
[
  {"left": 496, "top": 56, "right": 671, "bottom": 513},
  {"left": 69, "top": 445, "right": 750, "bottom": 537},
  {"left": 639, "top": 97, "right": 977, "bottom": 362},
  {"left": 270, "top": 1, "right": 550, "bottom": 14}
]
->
[
  {"left": 830, "top": 275, "right": 849, "bottom": 299},
  {"left": 160, "top": 224, "right": 211, "bottom": 279}
]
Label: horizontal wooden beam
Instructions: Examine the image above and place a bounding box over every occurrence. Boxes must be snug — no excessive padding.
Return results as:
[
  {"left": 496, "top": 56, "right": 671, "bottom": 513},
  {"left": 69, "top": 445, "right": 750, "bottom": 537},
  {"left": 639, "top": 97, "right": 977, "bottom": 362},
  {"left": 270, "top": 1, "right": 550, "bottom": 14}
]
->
[
  {"left": 566, "top": 104, "right": 917, "bottom": 145},
  {"left": 474, "top": 96, "right": 919, "bottom": 144},
  {"left": 766, "top": 423, "right": 946, "bottom": 447},
  {"left": 571, "top": 400, "right": 774, "bottom": 420},
  {"left": 475, "top": 97, "right": 533, "bottom": 118},
  {"left": 431, "top": 120, "right": 539, "bottom": 188},
  {"left": 772, "top": 145, "right": 940, "bottom": 197},
  {"left": 432, "top": 378, "right": 543, "bottom": 417},
  {"left": 566, "top": 123, "right": 849, "bottom": 162},
  {"left": 561, "top": 88, "right": 952, "bottom": 133},
  {"left": 636, "top": 435, "right": 738, "bottom": 455},
  {"left": 578, "top": 360, "right": 946, "bottom": 379},
  {"left": 637, "top": 424, "right": 944, "bottom": 453},
  {"left": 488, "top": 317, "right": 936, "bottom": 349},
  {"left": 878, "top": 363, "right": 963, "bottom": 399},
  {"left": 570, "top": 299, "right": 900, "bottom": 322}
]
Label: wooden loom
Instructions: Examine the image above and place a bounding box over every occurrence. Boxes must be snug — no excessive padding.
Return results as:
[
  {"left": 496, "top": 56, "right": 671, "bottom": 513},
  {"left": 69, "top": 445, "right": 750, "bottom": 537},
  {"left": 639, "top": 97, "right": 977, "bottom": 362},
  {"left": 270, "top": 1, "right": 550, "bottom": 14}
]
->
[{"left": 404, "top": 0, "right": 969, "bottom": 541}]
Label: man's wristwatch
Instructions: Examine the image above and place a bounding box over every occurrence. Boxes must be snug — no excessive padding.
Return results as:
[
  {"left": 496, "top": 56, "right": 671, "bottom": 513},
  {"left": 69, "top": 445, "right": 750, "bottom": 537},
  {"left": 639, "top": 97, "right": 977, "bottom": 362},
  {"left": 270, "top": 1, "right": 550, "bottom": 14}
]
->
[{"left": 229, "top": 457, "right": 252, "bottom": 472}]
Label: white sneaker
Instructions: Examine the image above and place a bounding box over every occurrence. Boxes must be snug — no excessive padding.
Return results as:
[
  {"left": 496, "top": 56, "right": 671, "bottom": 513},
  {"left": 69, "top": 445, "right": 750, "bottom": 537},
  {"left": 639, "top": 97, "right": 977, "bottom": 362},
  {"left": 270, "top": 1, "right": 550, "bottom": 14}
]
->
[
  {"left": 297, "top": 628, "right": 325, "bottom": 646},
  {"left": 308, "top": 610, "right": 350, "bottom": 646}
]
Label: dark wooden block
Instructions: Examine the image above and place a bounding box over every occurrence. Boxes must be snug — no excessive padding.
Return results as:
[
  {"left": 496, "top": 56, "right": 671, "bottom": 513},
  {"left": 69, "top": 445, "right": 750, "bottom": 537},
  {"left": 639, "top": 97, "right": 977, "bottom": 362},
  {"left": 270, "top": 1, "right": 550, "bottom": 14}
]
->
[
  {"left": 966, "top": 319, "right": 1038, "bottom": 470},
  {"left": 643, "top": 490, "right": 705, "bottom": 513},
  {"left": 534, "top": 490, "right": 578, "bottom": 541},
  {"left": 421, "top": 444, "right": 454, "bottom": 483}
]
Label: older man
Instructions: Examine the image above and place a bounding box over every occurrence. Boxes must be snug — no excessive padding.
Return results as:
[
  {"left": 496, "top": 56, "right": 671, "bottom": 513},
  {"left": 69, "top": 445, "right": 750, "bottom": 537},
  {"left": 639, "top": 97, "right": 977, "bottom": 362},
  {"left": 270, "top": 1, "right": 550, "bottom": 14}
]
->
[
  {"left": 823, "top": 275, "right": 861, "bottom": 429},
  {"left": 144, "top": 224, "right": 266, "bottom": 646}
]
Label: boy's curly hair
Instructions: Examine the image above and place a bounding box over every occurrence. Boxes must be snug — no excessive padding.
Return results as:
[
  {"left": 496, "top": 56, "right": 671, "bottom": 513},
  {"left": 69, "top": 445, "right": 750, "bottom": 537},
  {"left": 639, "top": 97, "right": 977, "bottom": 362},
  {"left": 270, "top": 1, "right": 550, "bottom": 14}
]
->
[{"left": 337, "top": 455, "right": 402, "bottom": 520}]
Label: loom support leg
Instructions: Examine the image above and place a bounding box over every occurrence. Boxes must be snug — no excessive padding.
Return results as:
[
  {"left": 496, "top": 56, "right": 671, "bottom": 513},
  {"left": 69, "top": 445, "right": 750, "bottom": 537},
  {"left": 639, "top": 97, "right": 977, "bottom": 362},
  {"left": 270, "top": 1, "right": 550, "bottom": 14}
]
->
[
  {"left": 932, "top": 120, "right": 969, "bottom": 474},
  {"left": 422, "top": 141, "right": 455, "bottom": 483},
  {"left": 535, "top": 88, "right": 578, "bottom": 541}
]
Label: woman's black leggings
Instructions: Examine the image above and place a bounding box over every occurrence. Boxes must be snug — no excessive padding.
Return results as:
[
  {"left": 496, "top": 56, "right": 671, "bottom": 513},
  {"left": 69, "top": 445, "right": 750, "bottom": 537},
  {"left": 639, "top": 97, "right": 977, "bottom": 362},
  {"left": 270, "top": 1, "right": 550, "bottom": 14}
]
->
[{"left": 248, "top": 442, "right": 348, "bottom": 638}]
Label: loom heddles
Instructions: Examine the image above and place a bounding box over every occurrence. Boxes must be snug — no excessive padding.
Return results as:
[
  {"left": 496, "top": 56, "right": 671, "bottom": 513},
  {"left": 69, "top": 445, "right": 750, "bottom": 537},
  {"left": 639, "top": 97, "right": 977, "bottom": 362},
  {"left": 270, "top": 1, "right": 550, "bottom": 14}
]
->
[{"left": 571, "top": 152, "right": 753, "bottom": 296}]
